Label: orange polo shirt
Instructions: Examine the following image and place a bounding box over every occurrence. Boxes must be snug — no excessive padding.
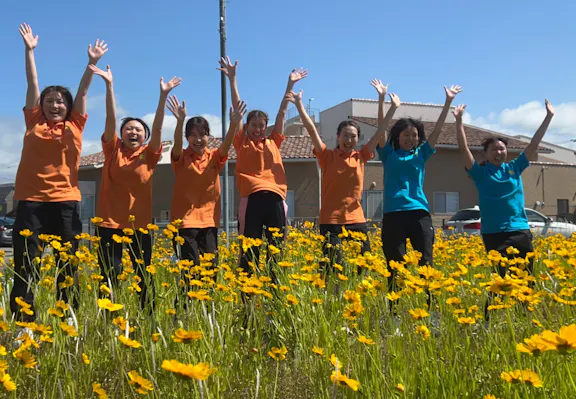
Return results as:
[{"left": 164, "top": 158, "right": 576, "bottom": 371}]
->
[
  {"left": 315, "top": 144, "right": 374, "bottom": 225},
  {"left": 14, "top": 106, "right": 87, "bottom": 202},
  {"left": 97, "top": 134, "right": 162, "bottom": 230},
  {"left": 233, "top": 128, "right": 287, "bottom": 200},
  {"left": 171, "top": 147, "right": 227, "bottom": 228}
]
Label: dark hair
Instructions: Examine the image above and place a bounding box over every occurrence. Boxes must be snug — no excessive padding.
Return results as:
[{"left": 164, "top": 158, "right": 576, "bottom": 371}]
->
[
  {"left": 388, "top": 118, "right": 426, "bottom": 150},
  {"left": 246, "top": 110, "right": 268, "bottom": 125},
  {"left": 120, "top": 117, "right": 151, "bottom": 141},
  {"left": 481, "top": 137, "right": 508, "bottom": 152},
  {"left": 185, "top": 116, "right": 210, "bottom": 138},
  {"left": 40, "top": 86, "right": 74, "bottom": 119}
]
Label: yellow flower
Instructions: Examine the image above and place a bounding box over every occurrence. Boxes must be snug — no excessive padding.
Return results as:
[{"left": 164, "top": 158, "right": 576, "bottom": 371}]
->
[
  {"left": 14, "top": 297, "right": 34, "bottom": 316},
  {"left": 59, "top": 322, "right": 78, "bottom": 337},
  {"left": 48, "top": 308, "right": 64, "bottom": 318},
  {"left": 330, "top": 369, "right": 360, "bottom": 391},
  {"left": 128, "top": 215, "right": 136, "bottom": 223},
  {"left": 82, "top": 353, "right": 90, "bottom": 365},
  {"left": 330, "top": 354, "right": 342, "bottom": 370},
  {"left": 457, "top": 316, "right": 476, "bottom": 325},
  {"left": 92, "top": 382, "right": 108, "bottom": 399},
  {"left": 0, "top": 372, "right": 16, "bottom": 391},
  {"left": 446, "top": 297, "right": 461, "bottom": 306},
  {"left": 312, "top": 346, "right": 325, "bottom": 356},
  {"left": 343, "top": 301, "right": 364, "bottom": 321},
  {"left": 165, "top": 308, "right": 176, "bottom": 315},
  {"left": 540, "top": 324, "right": 576, "bottom": 353},
  {"left": 500, "top": 369, "right": 543, "bottom": 388},
  {"left": 483, "top": 395, "right": 501, "bottom": 399},
  {"left": 267, "top": 346, "right": 287, "bottom": 361},
  {"left": 396, "top": 383, "right": 406, "bottom": 393},
  {"left": 13, "top": 349, "right": 37, "bottom": 368},
  {"left": 357, "top": 335, "right": 375, "bottom": 345},
  {"left": 409, "top": 308, "right": 430, "bottom": 320},
  {"left": 0, "top": 345, "right": 6, "bottom": 356},
  {"left": 146, "top": 223, "right": 159, "bottom": 231},
  {"left": 151, "top": 333, "right": 160, "bottom": 343},
  {"left": 386, "top": 291, "right": 402, "bottom": 301},
  {"left": 128, "top": 370, "right": 154, "bottom": 395},
  {"left": 337, "top": 273, "right": 348, "bottom": 281},
  {"left": 415, "top": 325, "right": 431, "bottom": 340},
  {"left": 118, "top": 335, "right": 141, "bottom": 349},
  {"left": 171, "top": 328, "right": 203, "bottom": 343},
  {"left": 91, "top": 217, "right": 104, "bottom": 225},
  {"left": 312, "top": 298, "right": 323, "bottom": 305},
  {"left": 19, "top": 229, "right": 33, "bottom": 238},
  {"left": 286, "top": 294, "right": 299, "bottom": 305},
  {"left": 123, "top": 228, "right": 134, "bottom": 236},
  {"left": 162, "top": 360, "right": 217, "bottom": 380},
  {"left": 516, "top": 334, "right": 549, "bottom": 356},
  {"left": 97, "top": 299, "right": 124, "bottom": 312}
]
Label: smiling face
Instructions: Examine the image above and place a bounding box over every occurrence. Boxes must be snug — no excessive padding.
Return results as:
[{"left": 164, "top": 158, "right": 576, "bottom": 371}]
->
[
  {"left": 337, "top": 126, "right": 359, "bottom": 153},
  {"left": 485, "top": 139, "right": 508, "bottom": 167},
  {"left": 398, "top": 126, "right": 419, "bottom": 151},
  {"left": 187, "top": 126, "right": 209, "bottom": 154},
  {"left": 121, "top": 120, "right": 147, "bottom": 151},
  {"left": 41, "top": 91, "right": 69, "bottom": 123},
  {"left": 246, "top": 116, "right": 267, "bottom": 141}
]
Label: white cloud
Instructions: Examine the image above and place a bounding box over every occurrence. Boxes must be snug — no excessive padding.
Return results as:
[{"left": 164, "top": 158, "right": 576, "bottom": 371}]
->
[
  {"left": 86, "top": 94, "right": 128, "bottom": 118},
  {"left": 0, "top": 119, "right": 25, "bottom": 182},
  {"left": 141, "top": 113, "right": 223, "bottom": 141}
]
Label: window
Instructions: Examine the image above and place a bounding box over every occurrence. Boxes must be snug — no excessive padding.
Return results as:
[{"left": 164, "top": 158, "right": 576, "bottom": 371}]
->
[
  {"left": 160, "top": 210, "right": 170, "bottom": 222},
  {"left": 449, "top": 209, "right": 480, "bottom": 222},
  {"left": 525, "top": 209, "right": 546, "bottom": 223},
  {"left": 433, "top": 192, "right": 459, "bottom": 214},
  {"left": 361, "top": 190, "right": 384, "bottom": 221},
  {"left": 557, "top": 199, "right": 569, "bottom": 217},
  {"left": 286, "top": 190, "right": 295, "bottom": 220}
]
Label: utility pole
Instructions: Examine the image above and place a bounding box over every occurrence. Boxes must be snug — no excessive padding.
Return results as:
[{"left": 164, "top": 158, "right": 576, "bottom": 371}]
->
[{"left": 219, "top": 0, "right": 229, "bottom": 241}]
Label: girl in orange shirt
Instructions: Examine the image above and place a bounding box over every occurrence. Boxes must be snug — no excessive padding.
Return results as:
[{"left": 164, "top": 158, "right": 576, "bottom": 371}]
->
[
  {"left": 286, "top": 80, "right": 400, "bottom": 272},
  {"left": 167, "top": 95, "right": 246, "bottom": 267},
  {"left": 218, "top": 57, "right": 307, "bottom": 275},
  {"left": 10, "top": 23, "right": 107, "bottom": 323},
  {"left": 90, "top": 64, "right": 181, "bottom": 311}
]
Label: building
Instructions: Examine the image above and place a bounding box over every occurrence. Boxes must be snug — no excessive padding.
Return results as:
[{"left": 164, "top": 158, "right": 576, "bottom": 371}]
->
[
  {"left": 76, "top": 99, "right": 576, "bottom": 231},
  {"left": 0, "top": 183, "right": 15, "bottom": 217}
]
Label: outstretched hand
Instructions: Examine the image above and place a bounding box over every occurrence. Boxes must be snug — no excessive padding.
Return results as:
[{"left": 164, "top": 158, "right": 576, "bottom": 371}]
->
[
  {"left": 19, "top": 23, "right": 38, "bottom": 50},
  {"left": 371, "top": 79, "right": 389, "bottom": 97},
  {"left": 230, "top": 101, "right": 248, "bottom": 125},
  {"left": 217, "top": 56, "right": 238, "bottom": 79},
  {"left": 160, "top": 77, "right": 182, "bottom": 95},
  {"left": 452, "top": 104, "right": 467, "bottom": 120},
  {"left": 389, "top": 92, "right": 401, "bottom": 108},
  {"left": 545, "top": 99, "right": 555, "bottom": 116},
  {"left": 444, "top": 85, "right": 463, "bottom": 101},
  {"left": 88, "top": 65, "right": 113, "bottom": 84},
  {"left": 289, "top": 68, "right": 308, "bottom": 84},
  {"left": 166, "top": 95, "right": 186, "bottom": 121},
  {"left": 285, "top": 90, "right": 303, "bottom": 104},
  {"left": 88, "top": 39, "right": 108, "bottom": 63}
]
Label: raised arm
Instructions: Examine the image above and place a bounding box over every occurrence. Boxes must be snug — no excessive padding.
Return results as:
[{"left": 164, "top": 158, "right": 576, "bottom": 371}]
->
[
  {"left": 166, "top": 95, "right": 187, "bottom": 161},
  {"left": 274, "top": 68, "right": 308, "bottom": 135},
  {"left": 217, "top": 57, "right": 242, "bottom": 131},
  {"left": 523, "top": 99, "right": 555, "bottom": 161},
  {"left": 220, "top": 101, "right": 248, "bottom": 158},
  {"left": 427, "top": 85, "right": 463, "bottom": 148},
  {"left": 150, "top": 77, "right": 182, "bottom": 152},
  {"left": 73, "top": 40, "right": 108, "bottom": 115},
  {"left": 286, "top": 90, "right": 324, "bottom": 154},
  {"left": 453, "top": 104, "right": 474, "bottom": 170},
  {"left": 368, "top": 92, "right": 401, "bottom": 153},
  {"left": 89, "top": 65, "right": 116, "bottom": 143},
  {"left": 370, "top": 79, "right": 390, "bottom": 148},
  {"left": 19, "top": 24, "right": 40, "bottom": 109}
]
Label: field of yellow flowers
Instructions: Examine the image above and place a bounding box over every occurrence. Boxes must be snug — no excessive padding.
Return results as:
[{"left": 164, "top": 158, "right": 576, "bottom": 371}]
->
[{"left": 0, "top": 221, "right": 575, "bottom": 398}]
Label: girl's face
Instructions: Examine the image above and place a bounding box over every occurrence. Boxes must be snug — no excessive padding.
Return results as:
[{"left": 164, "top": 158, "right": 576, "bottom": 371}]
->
[
  {"left": 398, "top": 126, "right": 419, "bottom": 151},
  {"left": 337, "top": 126, "right": 359, "bottom": 153},
  {"left": 485, "top": 140, "right": 508, "bottom": 167},
  {"left": 42, "top": 91, "right": 68, "bottom": 123},
  {"left": 187, "top": 127, "right": 209, "bottom": 154},
  {"left": 121, "top": 120, "right": 146, "bottom": 150},
  {"left": 246, "top": 116, "right": 267, "bottom": 141}
]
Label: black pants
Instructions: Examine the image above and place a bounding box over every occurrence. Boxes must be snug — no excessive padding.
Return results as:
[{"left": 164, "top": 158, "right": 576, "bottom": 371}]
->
[
  {"left": 319, "top": 223, "right": 370, "bottom": 273},
  {"left": 10, "top": 200, "right": 82, "bottom": 322},
  {"left": 382, "top": 210, "right": 435, "bottom": 292},
  {"left": 97, "top": 226, "right": 154, "bottom": 311},
  {"left": 482, "top": 230, "right": 534, "bottom": 277},
  {"left": 239, "top": 191, "right": 286, "bottom": 275},
  {"left": 174, "top": 227, "right": 219, "bottom": 266}
]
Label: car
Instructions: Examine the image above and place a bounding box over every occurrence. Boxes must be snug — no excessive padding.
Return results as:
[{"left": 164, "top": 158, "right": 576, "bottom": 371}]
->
[
  {"left": 443, "top": 206, "right": 576, "bottom": 238},
  {"left": 0, "top": 217, "right": 14, "bottom": 247}
]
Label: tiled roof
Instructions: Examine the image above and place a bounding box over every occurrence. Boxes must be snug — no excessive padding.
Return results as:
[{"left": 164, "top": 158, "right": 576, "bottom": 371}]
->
[
  {"left": 80, "top": 136, "right": 315, "bottom": 167},
  {"left": 351, "top": 117, "right": 552, "bottom": 152}
]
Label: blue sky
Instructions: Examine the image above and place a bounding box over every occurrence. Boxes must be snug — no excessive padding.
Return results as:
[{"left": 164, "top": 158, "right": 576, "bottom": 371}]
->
[{"left": 1, "top": 0, "right": 575, "bottom": 181}]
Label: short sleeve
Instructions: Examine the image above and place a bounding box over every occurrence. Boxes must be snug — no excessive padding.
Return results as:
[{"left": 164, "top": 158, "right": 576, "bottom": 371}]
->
[
  {"left": 510, "top": 152, "right": 530, "bottom": 175},
  {"left": 233, "top": 127, "right": 246, "bottom": 151},
  {"left": 359, "top": 145, "right": 374, "bottom": 163},
  {"left": 101, "top": 133, "right": 119, "bottom": 157},
  {"left": 171, "top": 147, "right": 185, "bottom": 171},
  {"left": 270, "top": 130, "right": 285, "bottom": 147},
  {"left": 23, "top": 106, "right": 45, "bottom": 131},
  {"left": 419, "top": 141, "right": 436, "bottom": 163},
  {"left": 68, "top": 110, "right": 88, "bottom": 131},
  {"left": 313, "top": 143, "right": 329, "bottom": 169},
  {"left": 376, "top": 143, "right": 392, "bottom": 163},
  {"left": 146, "top": 143, "right": 163, "bottom": 168},
  {"left": 212, "top": 148, "right": 228, "bottom": 173},
  {"left": 467, "top": 161, "right": 483, "bottom": 182}
]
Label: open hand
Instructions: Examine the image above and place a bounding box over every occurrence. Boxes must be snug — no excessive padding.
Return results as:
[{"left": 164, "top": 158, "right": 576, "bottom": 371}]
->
[
  {"left": 289, "top": 68, "right": 308, "bottom": 84},
  {"left": 452, "top": 104, "right": 467, "bottom": 120},
  {"left": 285, "top": 90, "right": 303, "bottom": 104},
  {"left": 371, "top": 79, "right": 389, "bottom": 97},
  {"left": 88, "top": 39, "right": 108, "bottom": 63},
  {"left": 389, "top": 92, "right": 401, "bottom": 108},
  {"left": 444, "top": 85, "right": 463, "bottom": 101},
  {"left": 19, "top": 23, "right": 38, "bottom": 50},
  {"left": 166, "top": 95, "right": 186, "bottom": 121},
  {"left": 160, "top": 76, "right": 182, "bottom": 95},
  {"left": 89, "top": 64, "right": 113, "bottom": 84},
  {"left": 230, "top": 101, "right": 248, "bottom": 125},
  {"left": 217, "top": 56, "right": 238, "bottom": 79}
]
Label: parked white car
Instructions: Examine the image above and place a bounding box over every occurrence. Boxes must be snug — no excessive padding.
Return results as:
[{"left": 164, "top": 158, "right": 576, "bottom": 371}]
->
[{"left": 443, "top": 206, "right": 576, "bottom": 238}]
